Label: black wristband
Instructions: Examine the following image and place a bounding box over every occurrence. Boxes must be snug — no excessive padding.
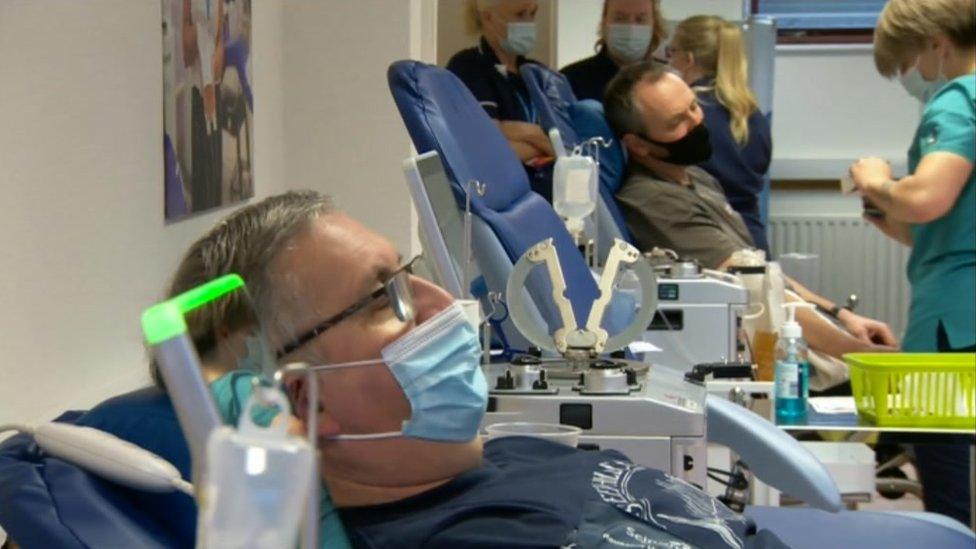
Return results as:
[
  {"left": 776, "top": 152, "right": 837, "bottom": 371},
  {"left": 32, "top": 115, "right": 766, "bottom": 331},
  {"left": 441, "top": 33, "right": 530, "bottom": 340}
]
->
[{"left": 828, "top": 304, "right": 852, "bottom": 319}]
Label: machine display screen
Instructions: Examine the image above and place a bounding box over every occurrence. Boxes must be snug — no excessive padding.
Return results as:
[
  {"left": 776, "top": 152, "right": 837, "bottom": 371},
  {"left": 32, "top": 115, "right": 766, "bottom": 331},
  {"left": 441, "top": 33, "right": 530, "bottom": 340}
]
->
[
  {"left": 415, "top": 154, "right": 483, "bottom": 293},
  {"left": 658, "top": 283, "right": 679, "bottom": 301}
]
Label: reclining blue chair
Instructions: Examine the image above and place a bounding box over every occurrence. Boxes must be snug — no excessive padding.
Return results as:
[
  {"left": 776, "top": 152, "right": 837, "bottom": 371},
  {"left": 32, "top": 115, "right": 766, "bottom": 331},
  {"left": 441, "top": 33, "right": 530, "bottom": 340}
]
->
[
  {"left": 2, "top": 385, "right": 973, "bottom": 548},
  {"left": 388, "top": 60, "right": 610, "bottom": 351}
]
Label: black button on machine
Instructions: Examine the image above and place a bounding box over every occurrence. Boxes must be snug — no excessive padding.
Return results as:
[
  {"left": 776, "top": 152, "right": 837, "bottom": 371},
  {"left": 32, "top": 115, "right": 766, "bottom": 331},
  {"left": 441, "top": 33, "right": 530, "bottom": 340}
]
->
[
  {"left": 532, "top": 369, "right": 549, "bottom": 390},
  {"left": 560, "top": 403, "right": 593, "bottom": 430},
  {"left": 495, "top": 370, "right": 515, "bottom": 390}
]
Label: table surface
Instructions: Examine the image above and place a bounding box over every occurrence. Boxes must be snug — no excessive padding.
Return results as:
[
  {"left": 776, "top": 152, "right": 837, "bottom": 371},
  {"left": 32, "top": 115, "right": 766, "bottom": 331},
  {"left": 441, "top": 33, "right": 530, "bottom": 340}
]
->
[{"left": 776, "top": 405, "right": 976, "bottom": 436}]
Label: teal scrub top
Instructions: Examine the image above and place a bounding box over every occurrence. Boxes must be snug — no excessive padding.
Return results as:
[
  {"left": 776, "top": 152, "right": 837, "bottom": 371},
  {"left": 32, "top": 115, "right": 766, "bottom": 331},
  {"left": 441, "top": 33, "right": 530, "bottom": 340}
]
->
[
  {"left": 210, "top": 371, "right": 353, "bottom": 549},
  {"left": 903, "top": 74, "right": 976, "bottom": 352}
]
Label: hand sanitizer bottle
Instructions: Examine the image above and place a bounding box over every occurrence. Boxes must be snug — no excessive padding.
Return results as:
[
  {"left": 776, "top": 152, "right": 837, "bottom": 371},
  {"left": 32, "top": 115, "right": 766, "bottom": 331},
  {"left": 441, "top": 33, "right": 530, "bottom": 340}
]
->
[{"left": 775, "top": 303, "right": 814, "bottom": 423}]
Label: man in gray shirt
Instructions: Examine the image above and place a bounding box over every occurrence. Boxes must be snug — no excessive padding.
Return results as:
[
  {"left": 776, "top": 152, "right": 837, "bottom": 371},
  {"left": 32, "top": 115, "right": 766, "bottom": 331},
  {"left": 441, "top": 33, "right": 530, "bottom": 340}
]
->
[
  {"left": 619, "top": 164, "right": 754, "bottom": 270},
  {"left": 603, "top": 62, "right": 898, "bottom": 356}
]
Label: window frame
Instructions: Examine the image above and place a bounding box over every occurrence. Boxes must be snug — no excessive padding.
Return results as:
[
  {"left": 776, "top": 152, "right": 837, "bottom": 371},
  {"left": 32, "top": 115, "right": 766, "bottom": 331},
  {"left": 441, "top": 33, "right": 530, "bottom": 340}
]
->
[{"left": 750, "top": 0, "right": 879, "bottom": 45}]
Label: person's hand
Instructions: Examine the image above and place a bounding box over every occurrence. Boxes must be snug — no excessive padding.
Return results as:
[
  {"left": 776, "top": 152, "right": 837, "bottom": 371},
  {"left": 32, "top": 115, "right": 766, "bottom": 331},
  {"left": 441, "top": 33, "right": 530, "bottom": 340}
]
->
[
  {"left": 498, "top": 121, "right": 555, "bottom": 157},
  {"left": 837, "top": 309, "right": 899, "bottom": 347},
  {"left": 850, "top": 157, "right": 892, "bottom": 193}
]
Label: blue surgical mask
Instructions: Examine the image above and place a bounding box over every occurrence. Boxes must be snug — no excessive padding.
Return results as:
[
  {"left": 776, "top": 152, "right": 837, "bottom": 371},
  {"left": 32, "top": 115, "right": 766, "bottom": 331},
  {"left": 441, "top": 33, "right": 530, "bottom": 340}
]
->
[
  {"left": 311, "top": 302, "right": 487, "bottom": 442},
  {"left": 502, "top": 22, "right": 536, "bottom": 56},
  {"left": 606, "top": 24, "right": 652, "bottom": 63},
  {"left": 899, "top": 60, "right": 948, "bottom": 104}
]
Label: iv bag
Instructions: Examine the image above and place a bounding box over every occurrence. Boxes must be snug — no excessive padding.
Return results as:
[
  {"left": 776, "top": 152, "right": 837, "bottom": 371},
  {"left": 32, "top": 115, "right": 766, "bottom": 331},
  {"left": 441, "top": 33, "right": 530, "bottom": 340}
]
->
[
  {"left": 553, "top": 154, "right": 597, "bottom": 232},
  {"left": 197, "top": 386, "right": 314, "bottom": 549}
]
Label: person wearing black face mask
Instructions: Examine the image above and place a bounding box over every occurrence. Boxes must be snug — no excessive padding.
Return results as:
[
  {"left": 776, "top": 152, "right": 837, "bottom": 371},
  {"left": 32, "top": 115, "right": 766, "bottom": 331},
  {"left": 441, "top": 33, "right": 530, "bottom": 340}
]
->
[
  {"left": 605, "top": 62, "right": 747, "bottom": 269},
  {"left": 603, "top": 62, "right": 899, "bottom": 362}
]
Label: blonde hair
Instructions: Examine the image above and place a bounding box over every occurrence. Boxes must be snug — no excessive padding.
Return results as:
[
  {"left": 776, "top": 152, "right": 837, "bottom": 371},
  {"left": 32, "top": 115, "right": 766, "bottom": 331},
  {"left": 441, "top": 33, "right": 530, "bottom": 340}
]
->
[
  {"left": 465, "top": 0, "right": 499, "bottom": 35},
  {"left": 596, "top": 0, "right": 668, "bottom": 59},
  {"left": 673, "top": 15, "right": 758, "bottom": 145},
  {"left": 874, "top": 0, "right": 976, "bottom": 78}
]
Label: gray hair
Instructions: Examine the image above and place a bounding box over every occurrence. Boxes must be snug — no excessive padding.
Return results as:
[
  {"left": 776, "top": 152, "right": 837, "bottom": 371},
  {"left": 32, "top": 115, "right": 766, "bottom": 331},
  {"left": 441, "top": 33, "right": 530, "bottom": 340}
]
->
[
  {"left": 151, "top": 190, "right": 334, "bottom": 387},
  {"left": 603, "top": 61, "right": 669, "bottom": 137}
]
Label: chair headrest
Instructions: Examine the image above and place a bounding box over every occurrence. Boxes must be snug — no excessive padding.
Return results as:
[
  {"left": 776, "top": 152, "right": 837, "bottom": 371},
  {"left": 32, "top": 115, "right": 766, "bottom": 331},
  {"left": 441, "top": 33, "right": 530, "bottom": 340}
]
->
[
  {"left": 520, "top": 64, "right": 580, "bottom": 147},
  {"left": 388, "top": 60, "right": 530, "bottom": 212},
  {"left": 569, "top": 99, "right": 627, "bottom": 195}
]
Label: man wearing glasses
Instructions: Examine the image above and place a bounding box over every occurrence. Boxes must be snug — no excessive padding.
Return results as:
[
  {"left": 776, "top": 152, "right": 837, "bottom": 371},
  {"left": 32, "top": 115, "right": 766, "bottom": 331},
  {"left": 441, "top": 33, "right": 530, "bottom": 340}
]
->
[{"left": 161, "top": 190, "right": 789, "bottom": 547}]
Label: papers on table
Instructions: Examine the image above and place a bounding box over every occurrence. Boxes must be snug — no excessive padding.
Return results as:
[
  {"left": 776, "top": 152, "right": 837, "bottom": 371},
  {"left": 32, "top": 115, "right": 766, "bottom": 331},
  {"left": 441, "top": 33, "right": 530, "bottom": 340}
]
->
[{"left": 809, "top": 396, "right": 858, "bottom": 415}]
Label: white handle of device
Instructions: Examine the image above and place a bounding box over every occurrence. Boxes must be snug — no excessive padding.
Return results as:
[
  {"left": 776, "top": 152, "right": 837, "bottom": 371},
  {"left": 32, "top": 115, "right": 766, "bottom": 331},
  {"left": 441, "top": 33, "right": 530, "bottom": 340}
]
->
[{"left": 33, "top": 423, "right": 192, "bottom": 495}]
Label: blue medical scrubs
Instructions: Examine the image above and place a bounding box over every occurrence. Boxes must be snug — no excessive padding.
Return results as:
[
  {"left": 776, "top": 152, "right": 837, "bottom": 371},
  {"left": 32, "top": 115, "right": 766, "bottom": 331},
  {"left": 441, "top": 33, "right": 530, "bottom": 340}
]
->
[
  {"left": 901, "top": 73, "right": 976, "bottom": 527},
  {"left": 694, "top": 77, "right": 773, "bottom": 254},
  {"left": 446, "top": 37, "right": 539, "bottom": 125},
  {"left": 446, "top": 38, "right": 556, "bottom": 202},
  {"left": 561, "top": 46, "right": 621, "bottom": 102},
  {"left": 902, "top": 73, "right": 976, "bottom": 353}
]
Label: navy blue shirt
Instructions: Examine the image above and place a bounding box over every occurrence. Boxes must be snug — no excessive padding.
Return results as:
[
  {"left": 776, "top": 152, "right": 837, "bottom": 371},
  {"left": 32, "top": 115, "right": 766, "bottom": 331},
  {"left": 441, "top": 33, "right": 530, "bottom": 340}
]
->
[
  {"left": 561, "top": 47, "right": 620, "bottom": 102},
  {"left": 339, "top": 437, "right": 787, "bottom": 548},
  {"left": 447, "top": 37, "right": 540, "bottom": 123},
  {"left": 695, "top": 78, "right": 772, "bottom": 254}
]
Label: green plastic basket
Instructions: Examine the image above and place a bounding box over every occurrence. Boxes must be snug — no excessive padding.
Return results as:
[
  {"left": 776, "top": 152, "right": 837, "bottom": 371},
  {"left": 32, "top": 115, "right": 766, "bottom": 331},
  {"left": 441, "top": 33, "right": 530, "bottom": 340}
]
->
[{"left": 844, "top": 353, "right": 976, "bottom": 428}]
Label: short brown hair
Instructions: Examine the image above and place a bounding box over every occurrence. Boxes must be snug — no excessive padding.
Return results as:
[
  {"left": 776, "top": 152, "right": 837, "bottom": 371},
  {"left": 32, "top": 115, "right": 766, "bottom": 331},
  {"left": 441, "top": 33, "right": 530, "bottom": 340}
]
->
[
  {"left": 874, "top": 0, "right": 976, "bottom": 77},
  {"left": 151, "top": 191, "right": 334, "bottom": 386},
  {"left": 603, "top": 61, "right": 669, "bottom": 137}
]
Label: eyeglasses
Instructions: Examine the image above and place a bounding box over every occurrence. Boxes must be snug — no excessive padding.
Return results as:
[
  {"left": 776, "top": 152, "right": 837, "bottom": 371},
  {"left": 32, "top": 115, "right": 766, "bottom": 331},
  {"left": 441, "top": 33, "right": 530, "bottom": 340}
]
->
[{"left": 276, "top": 255, "right": 422, "bottom": 358}]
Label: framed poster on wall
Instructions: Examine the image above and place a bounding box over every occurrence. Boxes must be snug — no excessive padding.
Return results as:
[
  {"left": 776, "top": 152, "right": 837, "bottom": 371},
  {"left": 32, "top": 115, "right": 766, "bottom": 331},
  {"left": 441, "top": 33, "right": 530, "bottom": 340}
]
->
[{"left": 162, "top": 0, "right": 253, "bottom": 220}]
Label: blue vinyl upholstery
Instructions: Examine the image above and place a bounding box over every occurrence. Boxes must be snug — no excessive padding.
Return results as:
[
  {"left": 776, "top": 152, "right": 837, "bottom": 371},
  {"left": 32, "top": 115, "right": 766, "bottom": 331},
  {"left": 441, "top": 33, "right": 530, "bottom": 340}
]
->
[
  {"left": 746, "top": 506, "right": 975, "bottom": 549},
  {"left": 388, "top": 60, "right": 600, "bottom": 329},
  {"left": 0, "top": 388, "right": 196, "bottom": 547}
]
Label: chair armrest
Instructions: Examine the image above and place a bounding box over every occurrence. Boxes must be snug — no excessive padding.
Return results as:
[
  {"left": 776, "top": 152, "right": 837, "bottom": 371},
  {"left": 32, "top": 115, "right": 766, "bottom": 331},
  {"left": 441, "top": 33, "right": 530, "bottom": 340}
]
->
[{"left": 706, "top": 394, "right": 842, "bottom": 511}]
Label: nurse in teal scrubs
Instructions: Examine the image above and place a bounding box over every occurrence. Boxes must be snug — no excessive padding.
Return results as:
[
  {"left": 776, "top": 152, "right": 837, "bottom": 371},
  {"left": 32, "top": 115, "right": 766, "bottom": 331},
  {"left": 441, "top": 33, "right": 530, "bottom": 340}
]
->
[{"left": 849, "top": 0, "right": 975, "bottom": 525}]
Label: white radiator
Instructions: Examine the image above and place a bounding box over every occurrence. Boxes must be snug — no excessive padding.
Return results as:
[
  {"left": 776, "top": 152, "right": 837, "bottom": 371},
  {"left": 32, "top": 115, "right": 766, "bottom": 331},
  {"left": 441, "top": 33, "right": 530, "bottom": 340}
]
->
[{"left": 769, "top": 215, "right": 911, "bottom": 339}]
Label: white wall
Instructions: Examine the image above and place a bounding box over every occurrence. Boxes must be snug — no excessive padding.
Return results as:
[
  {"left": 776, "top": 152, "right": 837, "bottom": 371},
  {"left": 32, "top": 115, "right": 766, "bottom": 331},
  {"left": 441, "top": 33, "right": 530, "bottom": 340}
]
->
[
  {"left": 283, "top": 0, "right": 423, "bottom": 254},
  {"left": 770, "top": 45, "right": 918, "bottom": 179},
  {"left": 0, "top": 0, "right": 286, "bottom": 428}
]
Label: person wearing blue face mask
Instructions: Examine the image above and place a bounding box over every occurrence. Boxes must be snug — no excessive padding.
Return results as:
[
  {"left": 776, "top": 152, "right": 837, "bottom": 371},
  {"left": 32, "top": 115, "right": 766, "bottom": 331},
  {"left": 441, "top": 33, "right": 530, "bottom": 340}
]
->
[
  {"left": 446, "top": 0, "right": 555, "bottom": 172},
  {"left": 849, "top": 0, "right": 975, "bottom": 526},
  {"left": 561, "top": 0, "right": 668, "bottom": 102},
  {"left": 161, "top": 190, "right": 796, "bottom": 548}
]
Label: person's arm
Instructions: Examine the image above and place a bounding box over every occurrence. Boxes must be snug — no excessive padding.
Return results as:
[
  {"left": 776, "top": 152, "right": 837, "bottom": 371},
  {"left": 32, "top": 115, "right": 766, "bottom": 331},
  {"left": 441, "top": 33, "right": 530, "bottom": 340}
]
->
[
  {"left": 851, "top": 153, "right": 973, "bottom": 223},
  {"left": 496, "top": 120, "right": 555, "bottom": 161},
  {"left": 181, "top": 0, "right": 199, "bottom": 68},
  {"left": 211, "top": 0, "right": 225, "bottom": 83},
  {"left": 783, "top": 275, "right": 898, "bottom": 347},
  {"left": 789, "top": 293, "right": 896, "bottom": 358},
  {"left": 864, "top": 214, "right": 914, "bottom": 247}
]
